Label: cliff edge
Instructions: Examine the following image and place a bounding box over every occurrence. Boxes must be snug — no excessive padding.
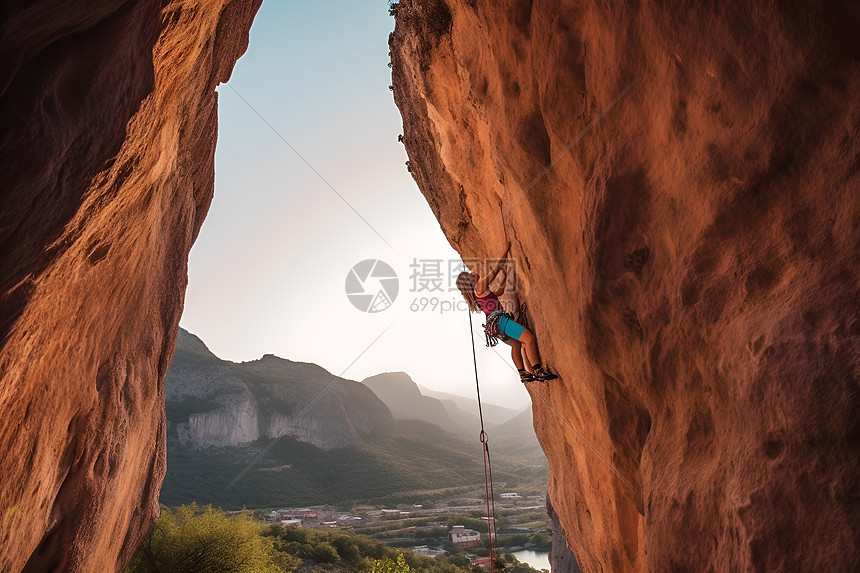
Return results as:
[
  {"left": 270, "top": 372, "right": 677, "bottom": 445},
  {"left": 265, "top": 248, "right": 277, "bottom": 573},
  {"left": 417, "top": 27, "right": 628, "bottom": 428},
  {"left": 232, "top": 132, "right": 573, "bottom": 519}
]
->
[
  {"left": 390, "top": 1, "right": 860, "bottom": 571},
  {"left": 0, "top": 1, "right": 261, "bottom": 570}
]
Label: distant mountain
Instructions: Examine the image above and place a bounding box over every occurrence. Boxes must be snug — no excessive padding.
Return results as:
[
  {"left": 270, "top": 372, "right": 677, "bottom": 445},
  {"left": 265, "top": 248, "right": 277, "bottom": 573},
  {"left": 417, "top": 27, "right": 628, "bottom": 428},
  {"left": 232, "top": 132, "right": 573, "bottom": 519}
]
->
[
  {"left": 161, "top": 329, "right": 547, "bottom": 509},
  {"left": 362, "top": 373, "right": 546, "bottom": 468},
  {"left": 362, "top": 372, "right": 468, "bottom": 432},
  {"left": 487, "top": 407, "right": 546, "bottom": 465},
  {"left": 415, "top": 384, "right": 523, "bottom": 427},
  {"left": 166, "top": 328, "right": 392, "bottom": 450}
]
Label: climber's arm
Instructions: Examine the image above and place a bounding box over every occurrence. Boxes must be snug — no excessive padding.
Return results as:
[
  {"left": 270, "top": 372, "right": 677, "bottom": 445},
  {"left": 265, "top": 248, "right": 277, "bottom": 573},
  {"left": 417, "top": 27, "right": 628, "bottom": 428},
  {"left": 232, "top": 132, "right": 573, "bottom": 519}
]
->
[
  {"left": 490, "top": 268, "right": 507, "bottom": 295},
  {"left": 475, "top": 241, "right": 511, "bottom": 296}
]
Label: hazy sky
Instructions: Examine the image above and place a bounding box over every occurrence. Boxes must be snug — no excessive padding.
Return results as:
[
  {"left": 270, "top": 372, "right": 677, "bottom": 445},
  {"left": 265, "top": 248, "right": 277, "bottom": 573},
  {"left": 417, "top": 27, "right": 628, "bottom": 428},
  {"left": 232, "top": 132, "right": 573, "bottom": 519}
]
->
[{"left": 179, "top": 0, "right": 530, "bottom": 409}]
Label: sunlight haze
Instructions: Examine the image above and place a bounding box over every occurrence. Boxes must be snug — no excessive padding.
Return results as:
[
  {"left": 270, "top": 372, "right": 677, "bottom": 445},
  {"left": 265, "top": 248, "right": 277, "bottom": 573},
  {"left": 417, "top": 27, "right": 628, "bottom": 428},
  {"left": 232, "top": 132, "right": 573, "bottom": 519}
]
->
[{"left": 179, "top": 0, "right": 531, "bottom": 409}]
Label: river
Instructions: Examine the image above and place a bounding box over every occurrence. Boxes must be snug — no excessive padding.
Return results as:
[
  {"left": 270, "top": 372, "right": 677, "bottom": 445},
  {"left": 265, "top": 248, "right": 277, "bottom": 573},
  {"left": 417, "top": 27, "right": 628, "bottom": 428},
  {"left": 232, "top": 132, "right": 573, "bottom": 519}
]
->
[{"left": 510, "top": 549, "right": 551, "bottom": 571}]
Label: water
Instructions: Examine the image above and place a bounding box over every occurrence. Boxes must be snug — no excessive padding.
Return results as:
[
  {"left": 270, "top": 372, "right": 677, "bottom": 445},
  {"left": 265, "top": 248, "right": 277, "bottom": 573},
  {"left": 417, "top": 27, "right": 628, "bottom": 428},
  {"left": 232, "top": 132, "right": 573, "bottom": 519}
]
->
[{"left": 510, "top": 549, "right": 551, "bottom": 572}]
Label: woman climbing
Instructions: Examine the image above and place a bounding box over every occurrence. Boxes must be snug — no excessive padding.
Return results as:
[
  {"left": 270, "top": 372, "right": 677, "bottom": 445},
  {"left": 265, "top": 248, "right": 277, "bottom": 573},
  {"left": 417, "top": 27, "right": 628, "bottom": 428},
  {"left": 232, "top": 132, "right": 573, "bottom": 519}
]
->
[{"left": 456, "top": 241, "right": 558, "bottom": 383}]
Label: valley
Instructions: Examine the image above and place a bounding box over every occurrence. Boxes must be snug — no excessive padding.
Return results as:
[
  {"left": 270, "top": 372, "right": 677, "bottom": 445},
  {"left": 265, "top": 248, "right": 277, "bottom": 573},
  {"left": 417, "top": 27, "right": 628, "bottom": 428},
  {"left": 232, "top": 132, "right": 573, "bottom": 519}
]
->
[{"left": 161, "top": 329, "right": 549, "bottom": 510}]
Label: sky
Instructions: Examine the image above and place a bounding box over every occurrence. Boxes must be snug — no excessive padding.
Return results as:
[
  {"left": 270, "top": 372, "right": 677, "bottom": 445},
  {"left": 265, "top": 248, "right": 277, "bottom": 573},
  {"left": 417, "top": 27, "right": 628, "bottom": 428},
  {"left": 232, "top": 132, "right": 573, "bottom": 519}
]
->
[{"left": 179, "top": 0, "right": 530, "bottom": 409}]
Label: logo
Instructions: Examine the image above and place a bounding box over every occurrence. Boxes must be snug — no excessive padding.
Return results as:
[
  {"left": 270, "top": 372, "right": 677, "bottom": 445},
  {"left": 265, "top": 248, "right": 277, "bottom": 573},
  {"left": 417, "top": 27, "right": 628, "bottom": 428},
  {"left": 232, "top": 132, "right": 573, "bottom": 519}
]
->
[{"left": 345, "top": 259, "right": 399, "bottom": 313}]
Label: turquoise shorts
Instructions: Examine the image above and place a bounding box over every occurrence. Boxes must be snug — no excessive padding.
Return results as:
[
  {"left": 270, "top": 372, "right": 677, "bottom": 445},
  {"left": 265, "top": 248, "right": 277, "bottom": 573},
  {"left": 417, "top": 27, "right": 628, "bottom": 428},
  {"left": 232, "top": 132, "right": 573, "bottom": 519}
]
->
[{"left": 498, "top": 315, "right": 525, "bottom": 341}]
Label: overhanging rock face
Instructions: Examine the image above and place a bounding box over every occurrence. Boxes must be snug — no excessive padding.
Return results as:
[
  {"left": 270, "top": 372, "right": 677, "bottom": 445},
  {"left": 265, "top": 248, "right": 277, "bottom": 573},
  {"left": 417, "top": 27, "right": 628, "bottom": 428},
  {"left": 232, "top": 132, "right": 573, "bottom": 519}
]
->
[
  {"left": 390, "top": 1, "right": 860, "bottom": 571},
  {"left": 0, "top": 1, "right": 261, "bottom": 570}
]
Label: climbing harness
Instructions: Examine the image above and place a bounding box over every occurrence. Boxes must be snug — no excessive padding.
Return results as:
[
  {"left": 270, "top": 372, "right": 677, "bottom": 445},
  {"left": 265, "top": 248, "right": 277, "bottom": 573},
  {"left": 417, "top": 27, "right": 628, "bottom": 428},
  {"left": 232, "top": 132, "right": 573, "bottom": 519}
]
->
[
  {"left": 468, "top": 310, "right": 499, "bottom": 573},
  {"left": 483, "top": 309, "right": 514, "bottom": 347}
]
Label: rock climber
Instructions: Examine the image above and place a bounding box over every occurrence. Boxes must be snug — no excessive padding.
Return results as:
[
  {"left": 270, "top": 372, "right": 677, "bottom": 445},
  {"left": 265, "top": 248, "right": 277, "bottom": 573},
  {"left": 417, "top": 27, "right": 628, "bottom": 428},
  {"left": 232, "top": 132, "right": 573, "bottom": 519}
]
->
[{"left": 456, "top": 241, "right": 559, "bottom": 383}]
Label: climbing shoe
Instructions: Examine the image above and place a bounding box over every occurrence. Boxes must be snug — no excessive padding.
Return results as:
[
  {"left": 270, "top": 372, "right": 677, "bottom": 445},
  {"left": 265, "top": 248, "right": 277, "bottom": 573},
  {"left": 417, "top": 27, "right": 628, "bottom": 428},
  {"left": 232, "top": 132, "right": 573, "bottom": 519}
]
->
[
  {"left": 534, "top": 367, "right": 558, "bottom": 381},
  {"left": 519, "top": 370, "right": 536, "bottom": 383}
]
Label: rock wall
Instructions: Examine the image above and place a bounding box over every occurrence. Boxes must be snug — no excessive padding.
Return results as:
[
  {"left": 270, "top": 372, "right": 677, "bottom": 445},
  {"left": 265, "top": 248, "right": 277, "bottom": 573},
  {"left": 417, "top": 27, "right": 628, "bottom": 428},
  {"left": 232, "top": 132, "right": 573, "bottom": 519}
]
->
[
  {"left": 177, "top": 394, "right": 261, "bottom": 447},
  {"left": 0, "top": 1, "right": 261, "bottom": 571},
  {"left": 548, "top": 498, "right": 582, "bottom": 573},
  {"left": 390, "top": 1, "right": 860, "bottom": 571}
]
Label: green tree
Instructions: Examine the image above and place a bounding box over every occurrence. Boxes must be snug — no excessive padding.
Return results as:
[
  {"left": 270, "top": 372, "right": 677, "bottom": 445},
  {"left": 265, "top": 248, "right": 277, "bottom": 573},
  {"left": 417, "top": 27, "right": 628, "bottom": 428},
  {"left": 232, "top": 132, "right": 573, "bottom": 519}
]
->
[
  {"left": 331, "top": 535, "right": 360, "bottom": 563},
  {"left": 371, "top": 553, "right": 415, "bottom": 573},
  {"left": 447, "top": 553, "right": 471, "bottom": 568},
  {"left": 127, "top": 504, "right": 284, "bottom": 573},
  {"left": 444, "top": 516, "right": 488, "bottom": 533},
  {"left": 528, "top": 532, "right": 551, "bottom": 550},
  {"left": 308, "top": 541, "right": 340, "bottom": 564},
  {"left": 505, "top": 555, "right": 544, "bottom": 573}
]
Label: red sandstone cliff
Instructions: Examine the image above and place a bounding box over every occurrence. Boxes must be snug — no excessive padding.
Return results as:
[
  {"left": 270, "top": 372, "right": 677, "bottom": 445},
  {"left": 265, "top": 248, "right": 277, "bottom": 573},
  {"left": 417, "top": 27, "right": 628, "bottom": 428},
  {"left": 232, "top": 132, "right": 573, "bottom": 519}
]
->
[
  {"left": 391, "top": 1, "right": 860, "bottom": 571},
  {"left": 0, "top": 1, "right": 260, "bottom": 570}
]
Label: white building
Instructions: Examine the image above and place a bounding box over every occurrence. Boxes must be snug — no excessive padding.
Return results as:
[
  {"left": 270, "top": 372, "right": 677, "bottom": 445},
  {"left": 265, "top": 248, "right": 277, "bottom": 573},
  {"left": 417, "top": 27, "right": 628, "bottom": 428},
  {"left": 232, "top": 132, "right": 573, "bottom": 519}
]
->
[
  {"left": 413, "top": 545, "right": 447, "bottom": 557},
  {"left": 450, "top": 525, "right": 481, "bottom": 548}
]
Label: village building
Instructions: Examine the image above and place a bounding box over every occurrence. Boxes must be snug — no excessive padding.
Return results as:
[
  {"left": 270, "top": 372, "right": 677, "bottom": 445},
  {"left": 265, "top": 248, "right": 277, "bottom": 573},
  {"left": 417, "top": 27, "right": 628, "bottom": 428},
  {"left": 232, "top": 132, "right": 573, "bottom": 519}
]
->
[
  {"left": 450, "top": 525, "right": 481, "bottom": 548},
  {"left": 413, "top": 545, "right": 447, "bottom": 557}
]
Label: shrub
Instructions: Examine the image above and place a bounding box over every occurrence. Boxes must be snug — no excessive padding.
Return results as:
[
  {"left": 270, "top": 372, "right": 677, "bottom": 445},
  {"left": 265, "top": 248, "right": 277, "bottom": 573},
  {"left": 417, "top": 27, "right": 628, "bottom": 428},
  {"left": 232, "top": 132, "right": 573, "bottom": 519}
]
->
[
  {"left": 372, "top": 554, "right": 415, "bottom": 573},
  {"left": 308, "top": 542, "right": 341, "bottom": 564},
  {"left": 127, "top": 504, "right": 282, "bottom": 573}
]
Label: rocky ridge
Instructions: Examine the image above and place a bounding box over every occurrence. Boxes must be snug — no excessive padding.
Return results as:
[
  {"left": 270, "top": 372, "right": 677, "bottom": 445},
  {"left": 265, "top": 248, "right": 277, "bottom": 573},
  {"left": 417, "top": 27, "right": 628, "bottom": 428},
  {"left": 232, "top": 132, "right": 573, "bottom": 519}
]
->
[{"left": 167, "top": 328, "right": 394, "bottom": 450}]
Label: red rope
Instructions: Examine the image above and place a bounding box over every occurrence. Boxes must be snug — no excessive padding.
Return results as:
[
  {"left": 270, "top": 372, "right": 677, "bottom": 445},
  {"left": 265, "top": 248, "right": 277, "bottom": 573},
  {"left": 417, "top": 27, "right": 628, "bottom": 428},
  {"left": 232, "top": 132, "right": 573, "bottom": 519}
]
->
[{"left": 469, "top": 311, "right": 497, "bottom": 573}]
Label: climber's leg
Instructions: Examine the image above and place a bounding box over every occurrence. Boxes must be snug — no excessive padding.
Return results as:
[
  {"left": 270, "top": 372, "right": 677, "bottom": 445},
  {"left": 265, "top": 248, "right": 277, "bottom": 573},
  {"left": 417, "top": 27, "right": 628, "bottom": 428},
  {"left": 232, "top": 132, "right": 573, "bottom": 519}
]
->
[
  {"left": 519, "top": 328, "right": 541, "bottom": 368},
  {"left": 504, "top": 338, "right": 526, "bottom": 370}
]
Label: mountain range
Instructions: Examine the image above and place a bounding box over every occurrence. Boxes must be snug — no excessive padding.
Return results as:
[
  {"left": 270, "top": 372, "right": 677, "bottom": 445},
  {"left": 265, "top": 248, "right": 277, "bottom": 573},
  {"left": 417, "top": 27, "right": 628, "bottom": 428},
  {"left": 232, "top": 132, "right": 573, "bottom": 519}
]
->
[
  {"left": 362, "top": 372, "right": 546, "bottom": 465},
  {"left": 161, "top": 329, "right": 547, "bottom": 508},
  {"left": 362, "top": 371, "right": 527, "bottom": 430}
]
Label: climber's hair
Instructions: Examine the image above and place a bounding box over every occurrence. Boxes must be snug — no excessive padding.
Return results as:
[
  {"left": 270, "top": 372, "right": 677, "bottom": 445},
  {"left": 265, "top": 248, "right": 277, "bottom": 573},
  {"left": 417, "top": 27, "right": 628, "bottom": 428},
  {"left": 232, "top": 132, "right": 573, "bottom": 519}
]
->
[{"left": 456, "top": 271, "right": 480, "bottom": 313}]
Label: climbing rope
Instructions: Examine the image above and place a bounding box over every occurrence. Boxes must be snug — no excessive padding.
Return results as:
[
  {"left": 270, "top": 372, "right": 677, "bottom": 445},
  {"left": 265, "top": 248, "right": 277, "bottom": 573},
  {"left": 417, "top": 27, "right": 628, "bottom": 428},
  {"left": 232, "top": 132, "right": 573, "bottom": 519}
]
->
[{"left": 468, "top": 310, "right": 498, "bottom": 573}]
